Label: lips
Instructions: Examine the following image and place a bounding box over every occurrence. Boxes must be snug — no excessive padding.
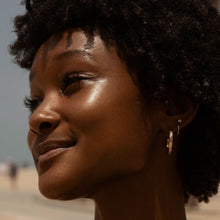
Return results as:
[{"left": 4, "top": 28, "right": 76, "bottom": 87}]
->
[{"left": 33, "top": 139, "right": 76, "bottom": 162}]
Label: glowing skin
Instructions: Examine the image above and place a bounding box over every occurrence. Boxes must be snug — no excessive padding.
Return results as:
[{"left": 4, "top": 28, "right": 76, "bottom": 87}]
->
[
  {"left": 27, "top": 30, "right": 191, "bottom": 220},
  {"left": 28, "top": 30, "right": 151, "bottom": 199}
]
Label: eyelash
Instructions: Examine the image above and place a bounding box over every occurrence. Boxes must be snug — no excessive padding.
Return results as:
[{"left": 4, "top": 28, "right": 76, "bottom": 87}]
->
[
  {"left": 61, "top": 72, "right": 87, "bottom": 92},
  {"left": 24, "top": 96, "right": 42, "bottom": 113},
  {"left": 24, "top": 72, "right": 89, "bottom": 113}
]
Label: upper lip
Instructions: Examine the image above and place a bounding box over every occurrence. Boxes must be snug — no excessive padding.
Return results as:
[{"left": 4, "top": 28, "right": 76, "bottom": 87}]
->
[{"left": 33, "top": 139, "right": 76, "bottom": 160}]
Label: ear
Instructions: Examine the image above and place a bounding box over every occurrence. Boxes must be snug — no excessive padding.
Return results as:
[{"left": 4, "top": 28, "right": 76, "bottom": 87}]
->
[{"left": 161, "top": 93, "right": 199, "bottom": 134}]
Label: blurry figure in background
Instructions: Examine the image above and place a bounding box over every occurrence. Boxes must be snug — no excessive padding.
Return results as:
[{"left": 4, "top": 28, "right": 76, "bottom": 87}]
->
[{"left": 7, "top": 160, "right": 18, "bottom": 189}]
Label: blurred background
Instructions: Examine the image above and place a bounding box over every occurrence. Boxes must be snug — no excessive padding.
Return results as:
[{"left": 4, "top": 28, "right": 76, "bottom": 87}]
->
[{"left": 0, "top": 1, "right": 219, "bottom": 220}]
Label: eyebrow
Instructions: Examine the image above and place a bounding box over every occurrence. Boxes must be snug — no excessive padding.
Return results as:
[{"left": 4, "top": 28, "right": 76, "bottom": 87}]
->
[
  {"left": 55, "top": 49, "right": 93, "bottom": 60},
  {"left": 29, "top": 49, "right": 94, "bottom": 82}
]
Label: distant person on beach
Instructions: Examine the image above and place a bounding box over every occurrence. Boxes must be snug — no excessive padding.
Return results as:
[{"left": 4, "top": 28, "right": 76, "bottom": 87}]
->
[
  {"left": 10, "top": 1, "right": 219, "bottom": 219},
  {"left": 8, "top": 160, "right": 18, "bottom": 189}
]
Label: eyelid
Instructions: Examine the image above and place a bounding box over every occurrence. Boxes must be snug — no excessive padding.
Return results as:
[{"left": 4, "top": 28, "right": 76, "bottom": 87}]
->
[
  {"left": 61, "top": 71, "right": 97, "bottom": 91},
  {"left": 63, "top": 71, "right": 97, "bottom": 79}
]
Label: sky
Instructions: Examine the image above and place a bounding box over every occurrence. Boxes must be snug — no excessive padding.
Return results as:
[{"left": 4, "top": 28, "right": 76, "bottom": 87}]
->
[{"left": 0, "top": 1, "right": 31, "bottom": 164}]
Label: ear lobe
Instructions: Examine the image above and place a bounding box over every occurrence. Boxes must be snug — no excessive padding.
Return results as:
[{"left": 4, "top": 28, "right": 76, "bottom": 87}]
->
[{"left": 165, "top": 94, "right": 199, "bottom": 133}]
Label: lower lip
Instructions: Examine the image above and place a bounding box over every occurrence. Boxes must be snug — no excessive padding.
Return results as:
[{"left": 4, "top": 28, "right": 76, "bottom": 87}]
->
[{"left": 38, "top": 147, "right": 73, "bottom": 164}]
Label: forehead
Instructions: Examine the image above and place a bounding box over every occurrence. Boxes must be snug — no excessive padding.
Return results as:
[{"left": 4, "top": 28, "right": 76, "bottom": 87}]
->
[{"left": 30, "top": 29, "right": 110, "bottom": 79}]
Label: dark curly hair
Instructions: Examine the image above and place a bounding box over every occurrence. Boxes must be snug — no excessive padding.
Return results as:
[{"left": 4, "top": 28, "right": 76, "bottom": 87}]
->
[{"left": 10, "top": 0, "right": 220, "bottom": 203}]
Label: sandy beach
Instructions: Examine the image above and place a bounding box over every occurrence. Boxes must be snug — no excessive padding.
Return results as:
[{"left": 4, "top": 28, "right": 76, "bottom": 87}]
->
[{"left": 0, "top": 167, "right": 219, "bottom": 220}]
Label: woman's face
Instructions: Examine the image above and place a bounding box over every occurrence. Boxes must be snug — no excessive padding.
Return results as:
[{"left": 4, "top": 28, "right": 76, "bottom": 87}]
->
[{"left": 28, "top": 29, "right": 157, "bottom": 200}]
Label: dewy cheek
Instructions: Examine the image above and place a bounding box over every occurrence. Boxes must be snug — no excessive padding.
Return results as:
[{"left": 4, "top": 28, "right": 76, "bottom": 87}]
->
[{"left": 86, "top": 81, "right": 105, "bottom": 105}]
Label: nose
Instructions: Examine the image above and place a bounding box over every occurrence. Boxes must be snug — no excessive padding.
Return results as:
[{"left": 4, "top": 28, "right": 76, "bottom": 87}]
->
[{"left": 29, "top": 100, "right": 61, "bottom": 135}]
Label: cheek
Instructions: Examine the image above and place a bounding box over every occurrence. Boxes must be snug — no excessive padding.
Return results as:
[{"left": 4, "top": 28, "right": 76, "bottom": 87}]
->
[
  {"left": 64, "top": 82, "right": 152, "bottom": 176},
  {"left": 27, "top": 130, "right": 35, "bottom": 152}
]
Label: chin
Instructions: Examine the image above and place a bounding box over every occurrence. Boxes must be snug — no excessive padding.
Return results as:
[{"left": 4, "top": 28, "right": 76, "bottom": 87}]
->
[
  {"left": 39, "top": 189, "right": 82, "bottom": 201},
  {"left": 38, "top": 171, "right": 94, "bottom": 201},
  {"left": 39, "top": 181, "right": 86, "bottom": 200}
]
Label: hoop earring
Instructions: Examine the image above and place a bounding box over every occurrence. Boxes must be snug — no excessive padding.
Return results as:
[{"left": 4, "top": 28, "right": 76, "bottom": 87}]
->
[
  {"left": 166, "top": 131, "right": 173, "bottom": 155},
  {"left": 166, "top": 119, "right": 182, "bottom": 155}
]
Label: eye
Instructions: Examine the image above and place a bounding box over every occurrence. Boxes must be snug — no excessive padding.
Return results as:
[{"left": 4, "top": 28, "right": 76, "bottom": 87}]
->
[
  {"left": 61, "top": 71, "right": 93, "bottom": 94},
  {"left": 24, "top": 96, "right": 42, "bottom": 113}
]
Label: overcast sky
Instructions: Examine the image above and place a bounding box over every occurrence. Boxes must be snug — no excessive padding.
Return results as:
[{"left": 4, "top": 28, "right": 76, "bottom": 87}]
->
[{"left": 0, "top": 1, "right": 31, "bottom": 164}]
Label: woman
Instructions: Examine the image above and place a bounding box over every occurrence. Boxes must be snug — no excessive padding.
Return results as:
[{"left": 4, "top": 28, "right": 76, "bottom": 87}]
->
[{"left": 10, "top": 0, "right": 219, "bottom": 219}]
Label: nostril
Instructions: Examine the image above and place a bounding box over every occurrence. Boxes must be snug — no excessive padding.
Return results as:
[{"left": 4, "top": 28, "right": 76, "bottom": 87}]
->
[
  {"left": 29, "top": 109, "right": 61, "bottom": 135},
  {"left": 39, "top": 122, "right": 52, "bottom": 130}
]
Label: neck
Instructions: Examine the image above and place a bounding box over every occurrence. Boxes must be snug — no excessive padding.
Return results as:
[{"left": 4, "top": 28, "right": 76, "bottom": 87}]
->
[{"left": 92, "top": 142, "right": 186, "bottom": 220}]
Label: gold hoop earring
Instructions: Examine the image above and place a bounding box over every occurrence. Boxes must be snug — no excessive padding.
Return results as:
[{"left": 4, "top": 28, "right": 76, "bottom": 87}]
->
[
  {"left": 166, "top": 131, "right": 173, "bottom": 155},
  {"left": 166, "top": 119, "right": 182, "bottom": 155}
]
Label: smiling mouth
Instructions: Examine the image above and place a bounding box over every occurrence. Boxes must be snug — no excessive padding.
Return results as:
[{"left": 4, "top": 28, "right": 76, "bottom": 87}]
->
[{"left": 35, "top": 140, "right": 76, "bottom": 164}]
